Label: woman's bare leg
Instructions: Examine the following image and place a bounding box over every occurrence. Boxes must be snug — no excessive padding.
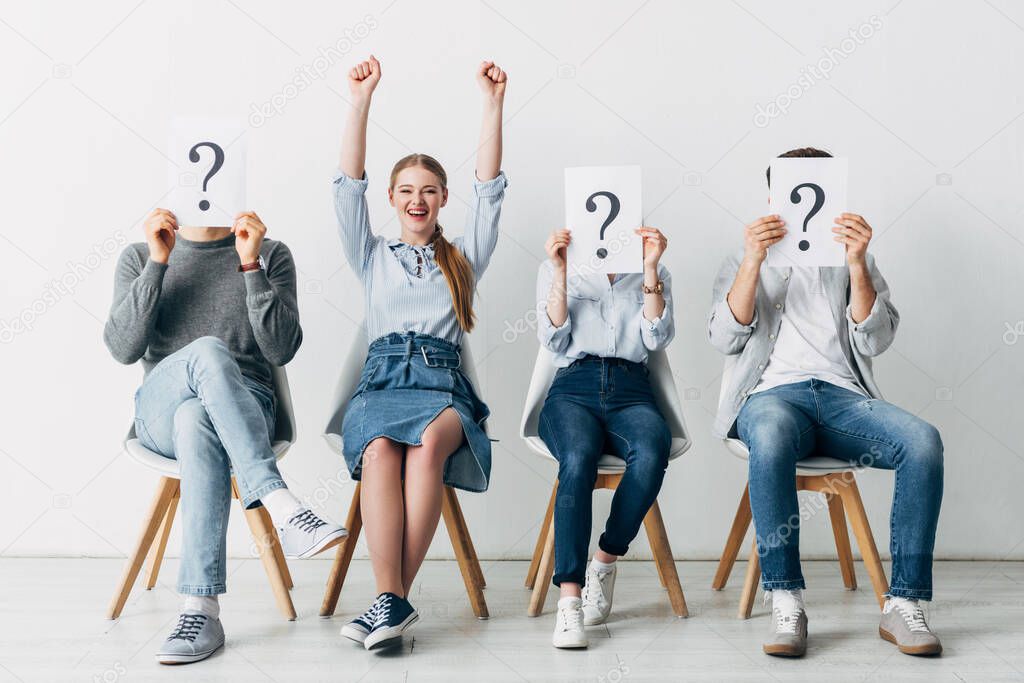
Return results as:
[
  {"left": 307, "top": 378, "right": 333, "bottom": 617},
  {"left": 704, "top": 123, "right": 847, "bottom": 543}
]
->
[
  {"left": 401, "top": 408, "right": 465, "bottom": 594},
  {"left": 359, "top": 437, "right": 407, "bottom": 596}
]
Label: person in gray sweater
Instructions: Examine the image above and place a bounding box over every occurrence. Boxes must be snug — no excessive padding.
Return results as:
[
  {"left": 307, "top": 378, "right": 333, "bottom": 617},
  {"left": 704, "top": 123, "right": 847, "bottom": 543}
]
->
[{"left": 104, "top": 208, "right": 346, "bottom": 665}]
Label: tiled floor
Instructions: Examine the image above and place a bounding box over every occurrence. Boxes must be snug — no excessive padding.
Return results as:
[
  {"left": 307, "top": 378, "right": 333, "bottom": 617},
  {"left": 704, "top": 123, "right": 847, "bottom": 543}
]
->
[{"left": 0, "top": 558, "right": 1021, "bottom": 682}]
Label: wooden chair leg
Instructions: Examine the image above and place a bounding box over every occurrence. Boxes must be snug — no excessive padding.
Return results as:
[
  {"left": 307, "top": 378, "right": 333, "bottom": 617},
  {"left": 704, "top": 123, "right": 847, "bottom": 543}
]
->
[
  {"left": 526, "top": 483, "right": 557, "bottom": 589},
  {"left": 826, "top": 492, "right": 857, "bottom": 590},
  {"left": 107, "top": 476, "right": 178, "bottom": 619},
  {"left": 144, "top": 481, "right": 179, "bottom": 590},
  {"left": 257, "top": 504, "right": 293, "bottom": 590},
  {"left": 320, "top": 483, "right": 363, "bottom": 617},
  {"left": 712, "top": 483, "right": 752, "bottom": 590},
  {"left": 441, "top": 487, "right": 489, "bottom": 619},
  {"left": 528, "top": 516, "right": 556, "bottom": 617},
  {"left": 642, "top": 499, "right": 688, "bottom": 617},
  {"left": 450, "top": 488, "right": 485, "bottom": 589},
  {"left": 738, "top": 537, "right": 760, "bottom": 620},
  {"left": 233, "top": 480, "right": 296, "bottom": 621},
  {"left": 836, "top": 478, "right": 888, "bottom": 609}
]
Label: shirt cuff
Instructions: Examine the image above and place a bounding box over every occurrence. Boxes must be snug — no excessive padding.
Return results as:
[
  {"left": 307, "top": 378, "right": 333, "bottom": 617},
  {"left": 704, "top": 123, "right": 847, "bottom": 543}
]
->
[
  {"left": 243, "top": 269, "right": 274, "bottom": 301},
  {"left": 715, "top": 298, "right": 758, "bottom": 333},
  {"left": 538, "top": 306, "right": 570, "bottom": 345},
  {"left": 473, "top": 170, "right": 509, "bottom": 197},
  {"left": 331, "top": 169, "right": 369, "bottom": 195},
  {"left": 139, "top": 258, "right": 168, "bottom": 287},
  {"left": 846, "top": 298, "right": 882, "bottom": 332}
]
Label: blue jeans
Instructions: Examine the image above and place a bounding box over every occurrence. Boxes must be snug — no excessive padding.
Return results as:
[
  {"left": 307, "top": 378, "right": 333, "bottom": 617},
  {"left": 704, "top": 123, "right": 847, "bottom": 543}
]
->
[
  {"left": 736, "top": 379, "right": 943, "bottom": 600},
  {"left": 539, "top": 356, "right": 671, "bottom": 586},
  {"left": 133, "top": 336, "right": 284, "bottom": 595}
]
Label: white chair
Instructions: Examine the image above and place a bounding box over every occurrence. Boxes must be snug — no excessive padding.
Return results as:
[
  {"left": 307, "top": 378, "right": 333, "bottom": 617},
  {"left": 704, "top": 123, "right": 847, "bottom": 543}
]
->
[
  {"left": 318, "top": 328, "right": 489, "bottom": 619},
  {"left": 107, "top": 365, "right": 298, "bottom": 621},
  {"left": 519, "top": 348, "right": 691, "bottom": 617},
  {"left": 710, "top": 355, "right": 889, "bottom": 619}
]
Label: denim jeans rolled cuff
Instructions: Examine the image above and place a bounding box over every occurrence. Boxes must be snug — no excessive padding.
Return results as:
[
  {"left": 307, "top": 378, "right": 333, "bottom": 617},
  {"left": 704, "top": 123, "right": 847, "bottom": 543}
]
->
[
  {"left": 552, "top": 570, "right": 584, "bottom": 587},
  {"left": 598, "top": 533, "right": 630, "bottom": 558},
  {"left": 178, "top": 583, "right": 227, "bottom": 596},
  {"left": 761, "top": 577, "right": 806, "bottom": 591},
  {"left": 238, "top": 478, "right": 287, "bottom": 509}
]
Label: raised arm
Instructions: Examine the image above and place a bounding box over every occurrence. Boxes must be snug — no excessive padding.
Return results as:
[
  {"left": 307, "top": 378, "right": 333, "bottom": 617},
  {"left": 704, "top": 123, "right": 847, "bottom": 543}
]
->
[
  {"left": 339, "top": 55, "right": 380, "bottom": 179},
  {"left": 333, "top": 56, "right": 382, "bottom": 279},
  {"left": 475, "top": 60, "right": 506, "bottom": 182},
  {"left": 458, "top": 61, "right": 509, "bottom": 277}
]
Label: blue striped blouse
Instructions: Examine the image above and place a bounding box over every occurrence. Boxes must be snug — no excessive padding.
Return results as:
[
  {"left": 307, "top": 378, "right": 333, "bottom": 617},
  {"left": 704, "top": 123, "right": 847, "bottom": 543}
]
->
[{"left": 332, "top": 170, "right": 509, "bottom": 346}]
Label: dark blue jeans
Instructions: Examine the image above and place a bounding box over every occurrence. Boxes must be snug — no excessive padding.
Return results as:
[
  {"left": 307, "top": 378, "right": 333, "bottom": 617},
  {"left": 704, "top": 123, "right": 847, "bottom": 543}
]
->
[
  {"left": 736, "top": 379, "right": 944, "bottom": 600},
  {"left": 539, "top": 356, "right": 672, "bottom": 586}
]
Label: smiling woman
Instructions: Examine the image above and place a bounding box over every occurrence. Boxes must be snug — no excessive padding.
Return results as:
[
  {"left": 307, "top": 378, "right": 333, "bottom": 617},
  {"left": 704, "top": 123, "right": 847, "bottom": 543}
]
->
[{"left": 330, "top": 54, "right": 509, "bottom": 651}]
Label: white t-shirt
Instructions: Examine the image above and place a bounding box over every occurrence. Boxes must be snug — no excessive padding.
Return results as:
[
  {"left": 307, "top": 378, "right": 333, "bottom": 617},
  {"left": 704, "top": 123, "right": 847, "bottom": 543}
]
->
[{"left": 752, "top": 267, "right": 866, "bottom": 396}]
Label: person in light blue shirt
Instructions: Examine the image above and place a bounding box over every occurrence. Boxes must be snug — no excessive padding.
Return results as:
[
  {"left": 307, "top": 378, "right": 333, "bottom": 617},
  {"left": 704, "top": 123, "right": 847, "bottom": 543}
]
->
[
  {"left": 331, "top": 55, "right": 508, "bottom": 651},
  {"left": 535, "top": 225, "right": 674, "bottom": 649}
]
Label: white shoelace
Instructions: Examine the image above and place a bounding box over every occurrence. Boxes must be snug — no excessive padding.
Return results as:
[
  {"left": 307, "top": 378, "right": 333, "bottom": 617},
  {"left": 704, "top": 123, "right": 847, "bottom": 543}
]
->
[
  {"left": 558, "top": 604, "right": 584, "bottom": 632},
  {"left": 766, "top": 591, "right": 803, "bottom": 635},
  {"left": 890, "top": 599, "right": 930, "bottom": 632},
  {"left": 582, "top": 568, "right": 612, "bottom": 609},
  {"left": 370, "top": 594, "right": 393, "bottom": 629}
]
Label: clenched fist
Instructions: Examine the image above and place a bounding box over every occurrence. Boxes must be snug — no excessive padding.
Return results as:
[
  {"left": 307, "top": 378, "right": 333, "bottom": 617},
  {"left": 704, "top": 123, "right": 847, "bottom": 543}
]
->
[{"left": 144, "top": 208, "right": 177, "bottom": 264}]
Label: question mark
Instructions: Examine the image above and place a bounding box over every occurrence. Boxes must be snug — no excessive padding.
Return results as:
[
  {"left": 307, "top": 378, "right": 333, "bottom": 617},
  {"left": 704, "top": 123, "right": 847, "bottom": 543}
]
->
[
  {"left": 790, "top": 182, "right": 824, "bottom": 252},
  {"left": 188, "top": 141, "right": 225, "bottom": 211},
  {"left": 585, "top": 191, "right": 620, "bottom": 259}
]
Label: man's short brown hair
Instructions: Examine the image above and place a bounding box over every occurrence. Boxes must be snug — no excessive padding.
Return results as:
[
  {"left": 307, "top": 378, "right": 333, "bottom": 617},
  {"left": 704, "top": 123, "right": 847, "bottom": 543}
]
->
[{"left": 766, "top": 147, "right": 833, "bottom": 187}]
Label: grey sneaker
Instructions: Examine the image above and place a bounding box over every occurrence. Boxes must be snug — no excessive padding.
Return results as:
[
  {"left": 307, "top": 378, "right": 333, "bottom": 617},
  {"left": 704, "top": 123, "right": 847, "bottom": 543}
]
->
[
  {"left": 277, "top": 507, "right": 347, "bottom": 559},
  {"left": 763, "top": 594, "right": 808, "bottom": 657},
  {"left": 155, "top": 612, "right": 224, "bottom": 665},
  {"left": 879, "top": 598, "right": 942, "bottom": 656},
  {"left": 581, "top": 563, "right": 617, "bottom": 625}
]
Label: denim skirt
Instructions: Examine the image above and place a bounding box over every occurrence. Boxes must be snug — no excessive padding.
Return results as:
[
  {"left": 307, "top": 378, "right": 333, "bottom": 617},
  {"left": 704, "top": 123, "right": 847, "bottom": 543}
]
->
[{"left": 341, "top": 331, "right": 492, "bottom": 493}]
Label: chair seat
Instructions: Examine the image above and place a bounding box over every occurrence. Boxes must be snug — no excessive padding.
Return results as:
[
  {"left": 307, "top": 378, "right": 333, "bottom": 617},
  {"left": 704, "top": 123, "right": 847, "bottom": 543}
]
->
[
  {"left": 723, "top": 438, "right": 859, "bottom": 473},
  {"left": 523, "top": 435, "right": 688, "bottom": 474},
  {"left": 124, "top": 438, "right": 292, "bottom": 478}
]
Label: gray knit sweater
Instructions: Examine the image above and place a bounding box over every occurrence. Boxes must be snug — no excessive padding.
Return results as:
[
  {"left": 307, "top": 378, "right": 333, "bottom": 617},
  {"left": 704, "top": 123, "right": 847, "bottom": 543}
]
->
[{"left": 103, "top": 233, "right": 302, "bottom": 389}]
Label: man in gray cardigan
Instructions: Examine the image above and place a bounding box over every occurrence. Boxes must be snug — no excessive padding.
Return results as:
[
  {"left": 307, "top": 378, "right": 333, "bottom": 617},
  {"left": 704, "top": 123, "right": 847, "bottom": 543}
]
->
[
  {"left": 707, "top": 148, "right": 943, "bottom": 658},
  {"left": 105, "top": 208, "right": 346, "bottom": 665}
]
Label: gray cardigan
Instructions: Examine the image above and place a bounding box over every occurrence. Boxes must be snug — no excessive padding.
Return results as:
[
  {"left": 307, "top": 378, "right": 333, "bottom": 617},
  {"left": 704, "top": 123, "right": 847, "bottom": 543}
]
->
[{"left": 706, "top": 249, "right": 899, "bottom": 439}]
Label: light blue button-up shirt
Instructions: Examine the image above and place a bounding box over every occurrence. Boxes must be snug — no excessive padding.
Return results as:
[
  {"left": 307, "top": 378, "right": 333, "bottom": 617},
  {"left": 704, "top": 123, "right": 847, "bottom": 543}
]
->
[
  {"left": 535, "top": 260, "right": 674, "bottom": 367},
  {"left": 332, "top": 170, "right": 509, "bottom": 346}
]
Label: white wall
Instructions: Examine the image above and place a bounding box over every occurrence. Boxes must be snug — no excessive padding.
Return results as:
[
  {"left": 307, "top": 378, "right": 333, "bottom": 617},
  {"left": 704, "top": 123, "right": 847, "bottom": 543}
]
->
[{"left": 2, "top": 0, "right": 1022, "bottom": 563}]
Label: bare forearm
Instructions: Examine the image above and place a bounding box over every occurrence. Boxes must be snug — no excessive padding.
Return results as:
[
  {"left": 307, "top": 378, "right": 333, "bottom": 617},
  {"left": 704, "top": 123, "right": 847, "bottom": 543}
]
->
[
  {"left": 476, "top": 100, "right": 503, "bottom": 181},
  {"left": 339, "top": 97, "right": 371, "bottom": 179},
  {"left": 546, "top": 265, "right": 568, "bottom": 327},
  {"left": 726, "top": 259, "right": 760, "bottom": 325},
  {"left": 642, "top": 264, "right": 665, "bottom": 321},
  {"left": 848, "top": 259, "right": 876, "bottom": 323}
]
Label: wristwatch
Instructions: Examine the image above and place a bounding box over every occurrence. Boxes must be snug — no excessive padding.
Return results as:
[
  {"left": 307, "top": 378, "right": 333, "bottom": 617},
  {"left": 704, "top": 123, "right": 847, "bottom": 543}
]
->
[
  {"left": 238, "top": 255, "right": 266, "bottom": 273},
  {"left": 642, "top": 280, "right": 664, "bottom": 295}
]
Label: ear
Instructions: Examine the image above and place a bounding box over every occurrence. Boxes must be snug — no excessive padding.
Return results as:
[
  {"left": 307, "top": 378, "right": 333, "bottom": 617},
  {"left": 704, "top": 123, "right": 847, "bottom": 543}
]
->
[
  {"left": 441, "top": 187, "right": 448, "bottom": 208},
  {"left": 388, "top": 187, "right": 395, "bottom": 207}
]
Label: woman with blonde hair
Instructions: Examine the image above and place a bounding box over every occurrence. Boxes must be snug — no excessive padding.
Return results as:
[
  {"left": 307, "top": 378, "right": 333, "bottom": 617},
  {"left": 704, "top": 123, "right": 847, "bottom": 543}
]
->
[{"left": 331, "top": 55, "right": 508, "bottom": 650}]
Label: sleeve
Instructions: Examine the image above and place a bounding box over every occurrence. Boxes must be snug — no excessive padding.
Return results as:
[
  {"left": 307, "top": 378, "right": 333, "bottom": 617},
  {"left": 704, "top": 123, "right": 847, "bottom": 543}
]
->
[
  {"left": 103, "top": 247, "right": 165, "bottom": 364},
  {"left": 331, "top": 170, "right": 376, "bottom": 279},
  {"left": 456, "top": 171, "right": 508, "bottom": 279},
  {"left": 706, "top": 252, "right": 758, "bottom": 355},
  {"left": 244, "top": 242, "right": 303, "bottom": 366},
  {"left": 638, "top": 264, "right": 675, "bottom": 351},
  {"left": 846, "top": 253, "right": 899, "bottom": 357},
  {"left": 536, "top": 260, "right": 572, "bottom": 353}
]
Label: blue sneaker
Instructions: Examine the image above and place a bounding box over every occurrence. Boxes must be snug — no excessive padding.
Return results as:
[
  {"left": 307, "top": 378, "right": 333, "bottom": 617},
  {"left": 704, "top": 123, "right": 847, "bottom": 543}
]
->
[
  {"left": 363, "top": 592, "right": 419, "bottom": 650},
  {"left": 340, "top": 600, "right": 381, "bottom": 644}
]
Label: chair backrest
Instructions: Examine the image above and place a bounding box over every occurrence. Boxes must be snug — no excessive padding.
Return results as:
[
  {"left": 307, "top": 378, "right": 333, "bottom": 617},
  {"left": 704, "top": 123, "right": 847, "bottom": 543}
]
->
[
  {"left": 519, "top": 347, "right": 691, "bottom": 458},
  {"left": 322, "top": 327, "right": 485, "bottom": 454}
]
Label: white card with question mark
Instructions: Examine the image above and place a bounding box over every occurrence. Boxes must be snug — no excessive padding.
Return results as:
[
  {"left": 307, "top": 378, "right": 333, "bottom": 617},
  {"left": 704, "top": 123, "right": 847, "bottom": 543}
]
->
[
  {"left": 167, "top": 118, "right": 246, "bottom": 228},
  {"left": 565, "top": 165, "right": 643, "bottom": 275},
  {"left": 766, "top": 157, "right": 848, "bottom": 268}
]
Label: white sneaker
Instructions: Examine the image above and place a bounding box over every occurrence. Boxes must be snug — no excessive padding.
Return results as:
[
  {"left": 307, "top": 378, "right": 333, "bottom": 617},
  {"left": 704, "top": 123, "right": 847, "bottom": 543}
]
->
[
  {"left": 581, "top": 563, "right": 617, "bottom": 625},
  {"left": 276, "top": 507, "right": 347, "bottom": 559},
  {"left": 552, "top": 597, "right": 588, "bottom": 649}
]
